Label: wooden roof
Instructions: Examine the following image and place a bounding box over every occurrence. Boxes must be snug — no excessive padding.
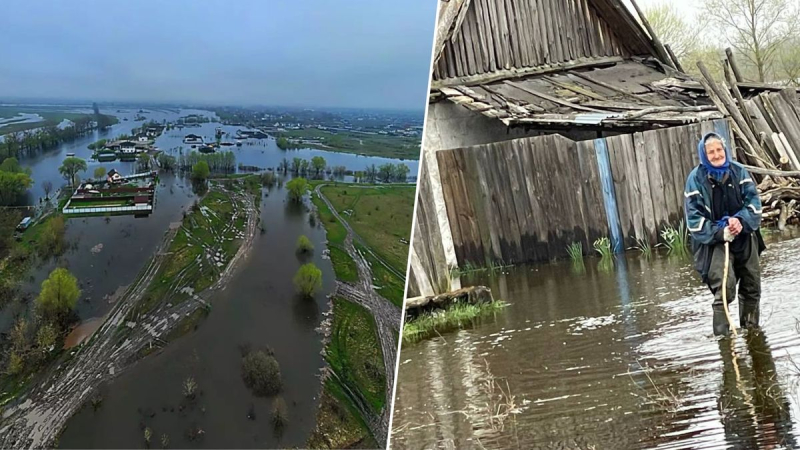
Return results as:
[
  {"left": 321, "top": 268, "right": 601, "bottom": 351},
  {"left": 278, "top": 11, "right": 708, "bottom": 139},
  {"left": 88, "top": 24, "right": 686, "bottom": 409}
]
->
[
  {"left": 433, "top": 59, "right": 724, "bottom": 128},
  {"left": 432, "top": 0, "right": 665, "bottom": 83}
]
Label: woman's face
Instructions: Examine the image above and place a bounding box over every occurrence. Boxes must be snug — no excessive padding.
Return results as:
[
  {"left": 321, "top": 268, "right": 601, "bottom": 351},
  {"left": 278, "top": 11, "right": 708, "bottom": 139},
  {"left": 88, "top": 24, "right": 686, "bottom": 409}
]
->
[{"left": 705, "top": 140, "right": 726, "bottom": 168}]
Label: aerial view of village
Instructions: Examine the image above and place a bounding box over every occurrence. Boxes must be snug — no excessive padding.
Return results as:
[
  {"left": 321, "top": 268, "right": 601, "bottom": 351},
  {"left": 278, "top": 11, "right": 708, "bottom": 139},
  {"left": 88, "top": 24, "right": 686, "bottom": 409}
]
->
[{"left": 0, "top": 1, "right": 433, "bottom": 448}]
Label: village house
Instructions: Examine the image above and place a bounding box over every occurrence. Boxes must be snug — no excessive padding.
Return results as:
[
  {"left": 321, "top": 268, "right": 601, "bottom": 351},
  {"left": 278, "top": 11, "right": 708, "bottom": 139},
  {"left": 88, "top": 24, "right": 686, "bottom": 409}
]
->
[
  {"left": 119, "top": 140, "right": 138, "bottom": 154},
  {"left": 106, "top": 169, "right": 122, "bottom": 184},
  {"left": 183, "top": 134, "right": 203, "bottom": 144},
  {"left": 408, "top": 0, "right": 800, "bottom": 298}
]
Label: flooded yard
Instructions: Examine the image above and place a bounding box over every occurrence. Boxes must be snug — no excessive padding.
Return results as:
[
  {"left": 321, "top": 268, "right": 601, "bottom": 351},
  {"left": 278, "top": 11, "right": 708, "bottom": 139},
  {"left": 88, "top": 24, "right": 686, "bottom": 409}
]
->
[{"left": 392, "top": 233, "right": 800, "bottom": 449}]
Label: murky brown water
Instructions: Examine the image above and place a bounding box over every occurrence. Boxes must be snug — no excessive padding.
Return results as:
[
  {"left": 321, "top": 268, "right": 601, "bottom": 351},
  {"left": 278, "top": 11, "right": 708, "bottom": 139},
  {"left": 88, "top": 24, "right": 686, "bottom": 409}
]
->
[{"left": 392, "top": 233, "right": 800, "bottom": 449}]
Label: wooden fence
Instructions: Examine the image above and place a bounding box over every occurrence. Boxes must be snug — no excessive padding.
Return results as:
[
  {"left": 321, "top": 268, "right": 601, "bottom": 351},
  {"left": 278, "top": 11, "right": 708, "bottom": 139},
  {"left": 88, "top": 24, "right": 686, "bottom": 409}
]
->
[{"left": 430, "top": 119, "right": 732, "bottom": 268}]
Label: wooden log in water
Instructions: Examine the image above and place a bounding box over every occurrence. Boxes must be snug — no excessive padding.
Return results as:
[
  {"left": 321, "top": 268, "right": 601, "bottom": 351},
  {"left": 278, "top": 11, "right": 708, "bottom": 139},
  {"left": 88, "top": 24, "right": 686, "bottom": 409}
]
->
[{"left": 405, "top": 285, "right": 494, "bottom": 319}]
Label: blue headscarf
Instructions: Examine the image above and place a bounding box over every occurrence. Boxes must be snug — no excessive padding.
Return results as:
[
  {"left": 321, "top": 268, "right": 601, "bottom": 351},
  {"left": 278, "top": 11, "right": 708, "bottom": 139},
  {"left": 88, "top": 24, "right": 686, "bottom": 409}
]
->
[{"left": 697, "top": 132, "right": 731, "bottom": 181}]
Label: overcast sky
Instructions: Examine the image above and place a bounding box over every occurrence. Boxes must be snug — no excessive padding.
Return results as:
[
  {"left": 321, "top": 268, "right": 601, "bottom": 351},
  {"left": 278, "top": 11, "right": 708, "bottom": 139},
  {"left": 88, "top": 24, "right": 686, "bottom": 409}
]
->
[{"left": 0, "top": 0, "right": 437, "bottom": 111}]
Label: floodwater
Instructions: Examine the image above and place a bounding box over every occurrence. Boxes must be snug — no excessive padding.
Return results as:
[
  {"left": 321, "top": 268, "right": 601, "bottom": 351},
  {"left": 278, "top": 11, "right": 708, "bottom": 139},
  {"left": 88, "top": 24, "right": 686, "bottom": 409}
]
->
[
  {"left": 7, "top": 106, "right": 414, "bottom": 331},
  {"left": 393, "top": 233, "right": 800, "bottom": 449},
  {"left": 57, "top": 184, "right": 336, "bottom": 448},
  {"left": 4, "top": 106, "right": 410, "bottom": 445}
]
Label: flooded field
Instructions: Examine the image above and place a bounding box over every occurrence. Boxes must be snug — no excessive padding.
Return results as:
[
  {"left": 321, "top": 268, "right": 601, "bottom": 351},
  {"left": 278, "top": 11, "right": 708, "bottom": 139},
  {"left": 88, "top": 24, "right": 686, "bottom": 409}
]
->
[
  {"left": 4, "top": 107, "right": 405, "bottom": 446},
  {"left": 392, "top": 233, "right": 800, "bottom": 449},
  {"left": 57, "top": 183, "right": 336, "bottom": 448}
]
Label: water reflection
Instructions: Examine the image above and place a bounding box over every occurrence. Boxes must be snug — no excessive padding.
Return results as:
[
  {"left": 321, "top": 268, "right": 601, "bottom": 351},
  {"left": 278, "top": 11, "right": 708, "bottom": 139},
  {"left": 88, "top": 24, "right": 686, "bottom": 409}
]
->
[{"left": 393, "top": 237, "right": 800, "bottom": 449}]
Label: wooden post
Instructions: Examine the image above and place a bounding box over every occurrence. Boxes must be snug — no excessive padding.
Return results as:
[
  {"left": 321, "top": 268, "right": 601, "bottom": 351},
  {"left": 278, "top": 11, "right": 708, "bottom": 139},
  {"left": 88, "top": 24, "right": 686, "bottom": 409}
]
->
[
  {"left": 725, "top": 48, "right": 745, "bottom": 83},
  {"left": 629, "top": 0, "right": 675, "bottom": 68},
  {"left": 665, "top": 44, "right": 685, "bottom": 73}
]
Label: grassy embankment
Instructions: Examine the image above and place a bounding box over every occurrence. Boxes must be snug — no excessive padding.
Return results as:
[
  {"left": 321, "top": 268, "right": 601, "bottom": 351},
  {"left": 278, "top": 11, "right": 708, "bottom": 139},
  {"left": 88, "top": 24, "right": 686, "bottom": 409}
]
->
[
  {"left": 307, "top": 183, "right": 413, "bottom": 448},
  {"left": 318, "top": 184, "right": 413, "bottom": 308},
  {"left": 402, "top": 301, "right": 509, "bottom": 344},
  {"left": 119, "top": 180, "right": 255, "bottom": 347},
  {"left": 307, "top": 298, "right": 383, "bottom": 449},
  {"left": 275, "top": 128, "right": 420, "bottom": 160}
]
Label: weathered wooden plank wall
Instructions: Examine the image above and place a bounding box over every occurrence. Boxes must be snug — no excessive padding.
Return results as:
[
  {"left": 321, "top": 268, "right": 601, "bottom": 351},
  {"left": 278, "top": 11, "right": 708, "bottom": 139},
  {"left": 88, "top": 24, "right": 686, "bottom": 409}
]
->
[
  {"left": 433, "top": 0, "right": 658, "bottom": 81},
  {"left": 431, "top": 119, "right": 732, "bottom": 267},
  {"left": 406, "top": 159, "right": 451, "bottom": 298}
]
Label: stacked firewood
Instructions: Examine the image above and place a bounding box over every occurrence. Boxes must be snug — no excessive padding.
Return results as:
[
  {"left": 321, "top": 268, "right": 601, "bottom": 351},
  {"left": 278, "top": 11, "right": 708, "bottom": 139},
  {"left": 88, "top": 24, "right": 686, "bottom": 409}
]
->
[{"left": 696, "top": 50, "right": 800, "bottom": 229}]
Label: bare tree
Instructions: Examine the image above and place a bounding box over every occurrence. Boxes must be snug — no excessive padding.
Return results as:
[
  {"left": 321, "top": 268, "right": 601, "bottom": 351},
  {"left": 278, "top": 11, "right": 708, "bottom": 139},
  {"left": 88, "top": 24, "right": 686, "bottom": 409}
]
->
[
  {"left": 643, "top": 2, "right": 699, "bottom": 60},
  {"left": 701, "top": 0, "right": 799, "bottom": 82},
  {"left": 42, "top": 180, "right": 53, "bottom": 200},
  {"left": 777, "top": 37, "right": 800, "bottom": 85}
]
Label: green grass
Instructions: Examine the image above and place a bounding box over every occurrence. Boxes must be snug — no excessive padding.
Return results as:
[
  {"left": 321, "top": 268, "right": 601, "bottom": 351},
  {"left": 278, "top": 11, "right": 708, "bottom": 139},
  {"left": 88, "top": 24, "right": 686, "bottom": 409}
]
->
[
  {"left": 328, "top": 246, "right": 359, "bottom": 283},
  {"left": 593, "top": 237, "right": 613, "bottom": 259},
  {"left": 403, "top": 301, "right": 509, "bottom": 344},
  {"left": 135, "top": 187, "right": 247, "bottom": 314},
  {"left": 661, "top": 220, "right": 690, "bottom": 257},
  {"left": 449, "top": 259, "right": 511, "bottom": 278},
  {"left": 307, "top": 378, "right": 376, "bottom": 449},
  {"left": 634, "top": 237, "right": 652, "bottom": 258},
  {"left": 566, "top": 241, "right": 583, "bottom": 262},
  {"left": 325, "top": 298, "right": 386, "bottom": 415},
  {"left": 320, "top": 185, "right": 414, "bottom": 273},
  {"left": 275, "top": 128, "right": 421, "bottom": 160},
  {"left": 356, "top": 242, "right": 404, "bottom": 308}
]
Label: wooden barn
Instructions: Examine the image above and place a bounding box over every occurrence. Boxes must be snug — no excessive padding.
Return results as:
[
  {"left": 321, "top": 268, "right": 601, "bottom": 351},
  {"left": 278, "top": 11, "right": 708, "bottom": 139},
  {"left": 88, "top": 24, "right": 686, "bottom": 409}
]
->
[{"left": 408, "top": 0, "right": 800, "bottom": 298}]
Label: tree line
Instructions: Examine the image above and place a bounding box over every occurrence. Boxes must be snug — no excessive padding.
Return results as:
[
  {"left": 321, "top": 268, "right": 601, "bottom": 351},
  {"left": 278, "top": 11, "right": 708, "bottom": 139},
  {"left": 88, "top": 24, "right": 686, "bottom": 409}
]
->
[
  {"left": 645, "top": 0, "right": 800, "bottom": 84},
  {"left": 1, "top": 115, "right": 116, "bottom": 161}
]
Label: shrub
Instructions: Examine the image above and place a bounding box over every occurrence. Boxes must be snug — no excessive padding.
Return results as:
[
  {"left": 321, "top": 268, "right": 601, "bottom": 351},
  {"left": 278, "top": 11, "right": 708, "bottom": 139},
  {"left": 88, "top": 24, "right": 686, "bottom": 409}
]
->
[
  {"left": 242, "top": 349, "right": 282, "bottom": 396},
  {"left": 272, "top": 396, "right": 288, "bottom": 432},
  {"left": 296, "top": 235, "right": 314, "bottom": 254}
]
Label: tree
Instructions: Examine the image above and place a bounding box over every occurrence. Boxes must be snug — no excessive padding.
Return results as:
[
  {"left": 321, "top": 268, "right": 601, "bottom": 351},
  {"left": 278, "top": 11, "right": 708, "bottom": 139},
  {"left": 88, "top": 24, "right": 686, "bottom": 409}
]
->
[
  {"left": 157, "top": 153, "right": 176, "bottom": 171},
  {"left": 777, "top": 37, "right": 800, "bottom": 85},
  {"left": 192, "top": 161, "right": 210, "bottom": 182},
  {"left": 293, "top": 263, "right": 322, "bottom": 297},
  {"left": 311, "top": 156, "right": 326, "bottom": 176},
  {"left": 378, "top": 163, "right": 394, "bottom": 183},
  {"left": 36, "top": 323, "right": 57, "bottom": 352},
  {"left": 285, "top": 177, "right": 307, "bottom": 203},
  {"left": 38, "top": 215, "right": 66, "bottom": 257},
  {"left": 58, "top": 157, "right": 87, "bottom": 187},
  {"left": 701, "top": 0, "right": 800, "bottom": 81},
  {"left": 93, "top": 166, "right": 107, "bottom": 180},
  {"left": 291, "top": 157, "right": 302, "bottom": 174},
  {"left": 395, "top": 164, "right": 410, "bottom": 182},
  {"left": 137, "top": 153, "right": 151, "bottom": 172},
  {"left": 0, "top": 170, "right": 32, "bottom": 206},
  {"left": 643, "top": 2, "right": 699, "bottom": 61},
  {"left": 42, "top": 180, "right": 53, "bottom": 200},
  {"left": 296, "top": 235, "right": 314, "bottom": 253},
  {"left": 36, "top": 268, "right": 80, "bottom": 320}
]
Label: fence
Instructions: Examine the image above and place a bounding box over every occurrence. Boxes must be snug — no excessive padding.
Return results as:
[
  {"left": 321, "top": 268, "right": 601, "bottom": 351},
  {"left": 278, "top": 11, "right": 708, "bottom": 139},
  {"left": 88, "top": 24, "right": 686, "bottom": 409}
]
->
[{"left": 407, "top": 119, "right": 732, "bottom": 296}]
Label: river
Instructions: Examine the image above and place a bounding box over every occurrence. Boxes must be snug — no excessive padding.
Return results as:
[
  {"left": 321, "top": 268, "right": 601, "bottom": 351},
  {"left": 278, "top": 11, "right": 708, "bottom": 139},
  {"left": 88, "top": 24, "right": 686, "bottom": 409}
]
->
[{"left": 392, "top": 232, "right": 800, "bottom": 449}]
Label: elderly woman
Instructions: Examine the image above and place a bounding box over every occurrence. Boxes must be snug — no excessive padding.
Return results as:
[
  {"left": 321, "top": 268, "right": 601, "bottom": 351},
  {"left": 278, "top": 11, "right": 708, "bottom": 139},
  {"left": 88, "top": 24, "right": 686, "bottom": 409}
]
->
[{"left": 684, "top": 133, "right": 765, "bottom": 336}]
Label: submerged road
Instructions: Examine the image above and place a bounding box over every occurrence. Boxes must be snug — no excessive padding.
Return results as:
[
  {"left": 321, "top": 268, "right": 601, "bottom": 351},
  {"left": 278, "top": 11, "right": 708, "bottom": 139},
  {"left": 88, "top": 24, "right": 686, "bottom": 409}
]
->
[
  {"left": 0, "top": 185, "right": 259, "bottom": 449},
  {"left": 314, "top": 184, "right": 402, "bottom": 447}
]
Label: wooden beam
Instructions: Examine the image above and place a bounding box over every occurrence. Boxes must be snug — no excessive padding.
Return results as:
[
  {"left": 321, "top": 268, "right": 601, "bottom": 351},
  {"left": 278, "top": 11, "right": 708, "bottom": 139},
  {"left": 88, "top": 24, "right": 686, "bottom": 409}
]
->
[
  {"left": 664, "top": 44, "right": 685, "bottom": 73},
  {"left": 622, "top": 105, "right": 717, "bottom": 119},
  {"left": 725, "top": 48, "right": 744, "bottom": 83},
  {"left": 742, "top": 164, "right": 800, "bottom": 177},
  {"left": 431, "top": 56, "right": 625, "bottom": 89},
  {"left": 628, "top": 0, "right": 675, "bottom": 68}
]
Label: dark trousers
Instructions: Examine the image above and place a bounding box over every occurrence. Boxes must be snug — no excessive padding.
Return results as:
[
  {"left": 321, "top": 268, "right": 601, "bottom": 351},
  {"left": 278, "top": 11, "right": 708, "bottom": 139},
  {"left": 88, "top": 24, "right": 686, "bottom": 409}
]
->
[{"left": 707, "top": 233, "right": 761, "bottom": 327}]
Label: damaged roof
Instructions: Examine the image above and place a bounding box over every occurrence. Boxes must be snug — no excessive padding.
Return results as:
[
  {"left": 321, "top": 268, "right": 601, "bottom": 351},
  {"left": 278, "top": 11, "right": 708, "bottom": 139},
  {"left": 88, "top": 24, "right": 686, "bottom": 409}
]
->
[{"left": 433, "top": 58, "right": 723, "bottom": 128}]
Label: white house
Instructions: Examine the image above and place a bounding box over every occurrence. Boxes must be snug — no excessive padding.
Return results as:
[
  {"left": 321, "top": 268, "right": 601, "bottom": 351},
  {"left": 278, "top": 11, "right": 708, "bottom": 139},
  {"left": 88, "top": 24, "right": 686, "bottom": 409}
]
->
[{"left": 119, "top": 140, "right": 138, "bottom": 154}]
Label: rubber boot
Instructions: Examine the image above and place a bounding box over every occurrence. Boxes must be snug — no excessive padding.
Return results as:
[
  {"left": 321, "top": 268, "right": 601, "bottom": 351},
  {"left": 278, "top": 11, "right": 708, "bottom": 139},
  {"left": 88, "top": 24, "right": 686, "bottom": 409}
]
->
[
  {"left": 739, "top": 300, "right": 760, "bottom": 329},
  {"left": 713, "top": 304, "right": 730, "bottom": 336}
]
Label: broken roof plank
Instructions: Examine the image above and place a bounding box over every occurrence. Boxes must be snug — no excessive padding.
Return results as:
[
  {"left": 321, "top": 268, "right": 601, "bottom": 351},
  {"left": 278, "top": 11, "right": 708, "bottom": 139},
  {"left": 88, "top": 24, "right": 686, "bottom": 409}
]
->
[
  {"left": 570, "top": 70, "right": 659, "bottom": 105},
  {"left": 503, "top": 80, "right": 607, "bottom": 112}
]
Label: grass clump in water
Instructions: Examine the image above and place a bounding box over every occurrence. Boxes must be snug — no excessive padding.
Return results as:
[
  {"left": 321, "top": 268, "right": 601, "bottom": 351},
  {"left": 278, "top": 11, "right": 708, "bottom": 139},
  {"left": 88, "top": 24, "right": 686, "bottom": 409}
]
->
[
  {"left": 661, "top": 220, "right": 689, "bottom": 256},
  {"left": 566, "top": 241, "right": 583, "bottom": 262},
  {"left": 593, "top": 237, "right": 613, "bottom": 259},
  {"left": 402, "top": 301, "right": 508, "bottom": 343},
  {"left": 633, "top": 237, "right": 652, "bottom": 258}
]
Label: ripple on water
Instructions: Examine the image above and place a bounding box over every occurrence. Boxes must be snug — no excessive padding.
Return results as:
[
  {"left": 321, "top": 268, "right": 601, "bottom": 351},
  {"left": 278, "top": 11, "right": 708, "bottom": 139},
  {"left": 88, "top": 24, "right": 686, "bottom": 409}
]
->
[{"left": 393, "top": 236, "right": 800, "bottom": 449}]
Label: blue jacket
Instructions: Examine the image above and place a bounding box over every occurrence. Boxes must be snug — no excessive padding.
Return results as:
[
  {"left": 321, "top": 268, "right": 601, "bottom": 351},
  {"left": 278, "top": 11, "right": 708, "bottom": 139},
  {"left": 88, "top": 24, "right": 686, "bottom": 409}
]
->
[{"left": 684, "top": 134, "right": 763, "bottom": 281}]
